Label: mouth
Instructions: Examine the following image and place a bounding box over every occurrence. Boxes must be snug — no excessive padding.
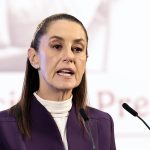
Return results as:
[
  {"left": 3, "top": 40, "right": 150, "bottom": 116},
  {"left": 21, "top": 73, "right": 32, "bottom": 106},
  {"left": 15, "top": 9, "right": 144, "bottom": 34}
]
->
[{"left": 56, "top": 68, "right": 75, "bottom": 77}]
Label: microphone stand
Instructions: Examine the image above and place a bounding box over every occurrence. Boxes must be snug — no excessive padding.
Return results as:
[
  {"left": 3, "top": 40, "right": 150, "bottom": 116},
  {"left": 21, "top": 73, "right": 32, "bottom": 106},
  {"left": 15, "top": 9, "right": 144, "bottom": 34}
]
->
[
  {"left": 84, "top": 121, "right": 96, "bottom": 150},
  {"left": 79, "top": 108, "right": 96, "bottom": 150},
  {"left": 137, "top": 115, "right": 150, "bottom": 130}
]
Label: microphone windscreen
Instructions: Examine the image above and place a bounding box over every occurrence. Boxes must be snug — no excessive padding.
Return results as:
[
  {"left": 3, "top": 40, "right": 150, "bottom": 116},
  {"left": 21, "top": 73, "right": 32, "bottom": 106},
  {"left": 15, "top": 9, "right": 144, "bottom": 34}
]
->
[
  {"left": 122, "top": 103, "right": 138, "bottom": 117},
  {"left": 79, "top": 108, "right": 89, "bottom": 121}
]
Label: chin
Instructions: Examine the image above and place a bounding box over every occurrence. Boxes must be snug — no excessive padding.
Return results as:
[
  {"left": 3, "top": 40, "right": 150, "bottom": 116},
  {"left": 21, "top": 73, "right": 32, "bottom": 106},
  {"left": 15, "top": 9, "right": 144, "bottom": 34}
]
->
[{"left": 56, "top": 84, "right": 77, "bottom": 91}]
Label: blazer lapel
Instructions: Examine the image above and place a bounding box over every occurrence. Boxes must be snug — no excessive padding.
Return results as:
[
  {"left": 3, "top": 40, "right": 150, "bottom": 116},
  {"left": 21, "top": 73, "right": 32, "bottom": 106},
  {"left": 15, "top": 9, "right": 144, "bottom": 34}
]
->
[
  {"left": 25, "top": 96, "right": 65, "bottom": 150},
  {"left": 66, "top": 106, "right": 93, "bottom": 150}
]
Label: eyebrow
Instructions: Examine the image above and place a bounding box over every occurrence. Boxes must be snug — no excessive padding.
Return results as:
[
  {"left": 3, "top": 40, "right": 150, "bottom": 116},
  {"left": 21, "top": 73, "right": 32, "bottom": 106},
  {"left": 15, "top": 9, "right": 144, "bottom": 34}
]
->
[
  {"left": 73, "top": 38, "right": 85, "bottom": 43},
  {"left": 49, "top": 36, "right": 86, "bottom": 43},
  {"left": 49, "top": 36, "right": 64, "bottom": 41}
]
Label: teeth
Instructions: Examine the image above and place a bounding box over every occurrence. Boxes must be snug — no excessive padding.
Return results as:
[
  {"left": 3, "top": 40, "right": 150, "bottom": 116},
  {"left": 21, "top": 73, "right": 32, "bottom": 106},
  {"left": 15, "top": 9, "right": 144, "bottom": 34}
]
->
[
  {"left": 61, "top": 69, "right": 71, "bottom": 73},
  {"left": 57, "top": 72, "right": 72, "bottom": 77},
  {"left": 57, "top": 69, "right": 74, "bottom": 77},
  {"left": 57, "top": 69, "right": 74, "bottom": 74}
]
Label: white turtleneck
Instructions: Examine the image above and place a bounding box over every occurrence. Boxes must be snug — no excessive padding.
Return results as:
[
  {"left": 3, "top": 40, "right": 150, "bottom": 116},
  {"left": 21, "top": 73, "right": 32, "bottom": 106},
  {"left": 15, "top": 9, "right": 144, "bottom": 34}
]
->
[{"left": 33, "top": 92, "right": 72, "bottom": 150}]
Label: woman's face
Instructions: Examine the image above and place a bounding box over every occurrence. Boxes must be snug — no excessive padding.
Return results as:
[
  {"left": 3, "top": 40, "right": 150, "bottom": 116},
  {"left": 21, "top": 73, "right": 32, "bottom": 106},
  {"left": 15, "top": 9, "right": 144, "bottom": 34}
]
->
[{"left": 37, "top": 20, "right": 87, "bottom": 93}]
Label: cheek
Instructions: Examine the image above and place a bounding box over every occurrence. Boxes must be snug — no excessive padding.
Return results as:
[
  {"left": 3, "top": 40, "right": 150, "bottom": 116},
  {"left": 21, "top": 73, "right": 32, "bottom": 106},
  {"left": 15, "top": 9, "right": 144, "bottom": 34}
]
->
[
  {"left": 39, "top": 54, "right": 53, "bottom": 75},
  {"left": 77, "top": 58, "right": 86, "bottom": 75}
]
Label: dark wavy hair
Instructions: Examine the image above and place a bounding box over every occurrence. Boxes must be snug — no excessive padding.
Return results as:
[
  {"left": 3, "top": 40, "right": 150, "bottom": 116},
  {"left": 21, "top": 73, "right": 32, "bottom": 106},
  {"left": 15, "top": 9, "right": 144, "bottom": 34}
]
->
[{"left": 10, "top": 13, "right": 88, "bottom": 137}]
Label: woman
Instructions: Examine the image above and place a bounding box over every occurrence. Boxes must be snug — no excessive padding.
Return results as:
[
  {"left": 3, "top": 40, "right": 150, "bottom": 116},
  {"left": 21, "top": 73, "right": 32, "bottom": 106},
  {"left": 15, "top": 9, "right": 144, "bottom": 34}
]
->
[{"left": 0, "top": 13, "right": 116, "bottom": 150}]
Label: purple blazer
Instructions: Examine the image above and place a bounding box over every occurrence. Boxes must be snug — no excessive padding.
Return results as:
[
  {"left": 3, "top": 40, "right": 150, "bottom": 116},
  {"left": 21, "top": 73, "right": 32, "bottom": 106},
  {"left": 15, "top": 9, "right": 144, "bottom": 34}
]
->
[{"left": 0, "top": 97, "right": 116, "bottom": 150}]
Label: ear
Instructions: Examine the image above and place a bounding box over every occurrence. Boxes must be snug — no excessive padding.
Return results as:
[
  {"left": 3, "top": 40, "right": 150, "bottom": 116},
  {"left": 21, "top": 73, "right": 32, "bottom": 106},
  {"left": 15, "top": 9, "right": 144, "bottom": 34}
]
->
[{"left": 28, "top": 48, "right": 40, "bottom": 69}]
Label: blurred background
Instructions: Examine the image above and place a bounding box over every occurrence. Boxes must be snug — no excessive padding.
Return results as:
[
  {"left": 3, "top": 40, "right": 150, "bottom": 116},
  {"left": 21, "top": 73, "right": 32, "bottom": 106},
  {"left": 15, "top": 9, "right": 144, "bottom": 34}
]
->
[{"left": 0, "top": 0, "right": 150, "bottom": 149}]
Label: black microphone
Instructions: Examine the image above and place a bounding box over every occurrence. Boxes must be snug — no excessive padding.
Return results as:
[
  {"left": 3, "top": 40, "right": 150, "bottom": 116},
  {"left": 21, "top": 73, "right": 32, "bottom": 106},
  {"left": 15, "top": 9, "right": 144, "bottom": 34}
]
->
[
  {"left": 122, "top": 103, "right": 150, "bottom": 130},
  {"left": 79, "top": 108, "right": 96, "bottom": 150}
]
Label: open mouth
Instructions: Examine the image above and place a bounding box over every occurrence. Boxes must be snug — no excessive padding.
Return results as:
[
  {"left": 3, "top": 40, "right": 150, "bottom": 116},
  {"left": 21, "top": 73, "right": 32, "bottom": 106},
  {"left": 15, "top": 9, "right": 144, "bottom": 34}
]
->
[{"left": 57, "top": 68, "right": 75, "bottom": 77}]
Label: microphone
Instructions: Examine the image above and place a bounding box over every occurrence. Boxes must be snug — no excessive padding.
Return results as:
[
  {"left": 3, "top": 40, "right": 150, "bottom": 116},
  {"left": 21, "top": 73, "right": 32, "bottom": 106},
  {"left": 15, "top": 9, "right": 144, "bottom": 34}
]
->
[
  {"left": 79, "top": 108, "right": 96, "bottom": 150},
  {"left": 122, "top": 103, "right": 150, "bottom": 130},
  {"left": 122, "top": 103, "right": 138, "bottom": 116}
]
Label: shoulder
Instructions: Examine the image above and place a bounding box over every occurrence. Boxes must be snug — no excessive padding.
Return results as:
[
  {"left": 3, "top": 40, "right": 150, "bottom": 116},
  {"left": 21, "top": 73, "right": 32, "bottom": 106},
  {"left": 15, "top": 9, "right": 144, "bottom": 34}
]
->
[
  {"left": 0, "top": 109, "right": 16, "bottom": 122},
  {"left": 86, "top": 106, "right": 115, "bottom": 135},
  {"left": 87, "top": 106, "right": 113, "bottom": 122}
]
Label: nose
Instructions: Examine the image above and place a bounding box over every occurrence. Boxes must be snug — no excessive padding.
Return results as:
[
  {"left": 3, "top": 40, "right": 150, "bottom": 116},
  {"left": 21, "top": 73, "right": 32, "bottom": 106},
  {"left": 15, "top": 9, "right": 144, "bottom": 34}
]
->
[{"left": 62, "top": 48, "right": 74, "bottom": 63}]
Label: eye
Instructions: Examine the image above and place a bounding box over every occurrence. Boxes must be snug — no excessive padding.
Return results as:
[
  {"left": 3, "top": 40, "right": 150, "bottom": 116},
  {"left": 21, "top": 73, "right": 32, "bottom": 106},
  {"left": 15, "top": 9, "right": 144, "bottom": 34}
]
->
[
  {"left": 72, "top": 47, "right": 83, "bottom": 53},
  {"left": 51, "top": 44, "right": 62, "bottom": 50}
]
